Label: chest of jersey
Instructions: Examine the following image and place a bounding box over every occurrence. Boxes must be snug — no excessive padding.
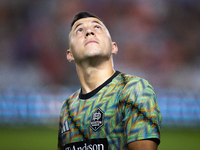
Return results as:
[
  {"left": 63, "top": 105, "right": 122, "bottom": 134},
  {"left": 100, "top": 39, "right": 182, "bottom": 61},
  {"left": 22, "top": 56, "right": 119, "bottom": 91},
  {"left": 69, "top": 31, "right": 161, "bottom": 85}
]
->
[{"left": 61, "top": 93, "right": 125, "bottom": 144}]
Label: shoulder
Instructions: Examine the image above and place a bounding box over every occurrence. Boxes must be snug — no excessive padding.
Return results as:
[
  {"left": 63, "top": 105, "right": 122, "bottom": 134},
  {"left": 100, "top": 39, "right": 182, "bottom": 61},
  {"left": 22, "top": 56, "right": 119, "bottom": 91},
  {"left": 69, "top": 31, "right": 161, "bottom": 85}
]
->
[
  {"left": 119, "top": 72, "right": 153, "bottom": 90},
  {"left": 118, "top": 72, "right": 156, "bottom": 103},
  {"left": 60, "top": 89, "right": 80, "bottom": 114}
]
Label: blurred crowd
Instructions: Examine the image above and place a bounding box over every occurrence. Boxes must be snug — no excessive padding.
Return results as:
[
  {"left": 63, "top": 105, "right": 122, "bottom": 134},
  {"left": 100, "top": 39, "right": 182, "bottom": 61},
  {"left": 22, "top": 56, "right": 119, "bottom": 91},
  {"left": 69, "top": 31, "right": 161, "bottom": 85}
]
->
[{"left": 0, "top": 0, "right": 200, "bottom": 90}]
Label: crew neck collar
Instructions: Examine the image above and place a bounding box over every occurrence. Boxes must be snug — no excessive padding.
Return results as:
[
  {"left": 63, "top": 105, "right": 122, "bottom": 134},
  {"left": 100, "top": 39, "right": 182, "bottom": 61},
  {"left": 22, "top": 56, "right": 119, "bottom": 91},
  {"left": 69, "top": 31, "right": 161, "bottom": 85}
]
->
[{"left": 79, "top": 71, "right": 120, "bottom": 99}]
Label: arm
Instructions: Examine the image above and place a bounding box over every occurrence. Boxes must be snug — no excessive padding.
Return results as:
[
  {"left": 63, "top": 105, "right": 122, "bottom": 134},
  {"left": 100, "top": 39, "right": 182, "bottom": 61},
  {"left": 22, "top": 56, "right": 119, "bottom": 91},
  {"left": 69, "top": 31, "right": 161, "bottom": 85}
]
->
[{"left": 128, "top": 140, "right": 158, "bottom": 150}]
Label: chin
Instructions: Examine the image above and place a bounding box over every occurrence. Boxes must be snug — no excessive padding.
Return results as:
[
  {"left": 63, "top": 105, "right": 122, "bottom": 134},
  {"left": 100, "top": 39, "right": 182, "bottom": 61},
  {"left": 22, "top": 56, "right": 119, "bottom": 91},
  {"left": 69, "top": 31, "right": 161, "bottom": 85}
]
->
[{"left": 85, "top": 50, "right": 102, "bottom": 57}]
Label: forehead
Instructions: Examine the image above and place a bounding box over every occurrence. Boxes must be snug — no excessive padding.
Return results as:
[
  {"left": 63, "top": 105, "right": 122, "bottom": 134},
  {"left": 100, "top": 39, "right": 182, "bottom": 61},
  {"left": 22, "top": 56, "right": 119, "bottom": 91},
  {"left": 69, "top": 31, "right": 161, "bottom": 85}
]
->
[{"left": 71, "top": 17, "right": 105, "bottom": 31}]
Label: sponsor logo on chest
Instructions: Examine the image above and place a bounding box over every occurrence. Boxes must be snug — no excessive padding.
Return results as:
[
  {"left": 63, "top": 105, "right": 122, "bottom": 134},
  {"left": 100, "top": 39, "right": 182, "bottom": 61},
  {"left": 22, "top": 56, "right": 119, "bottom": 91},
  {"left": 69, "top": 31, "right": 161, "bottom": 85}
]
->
[
  {"left": 64, "top": 138, "right": 108, "bottom": 150},
  {"left": 65, "top": 143, "right": 104, "bottom": 150}
]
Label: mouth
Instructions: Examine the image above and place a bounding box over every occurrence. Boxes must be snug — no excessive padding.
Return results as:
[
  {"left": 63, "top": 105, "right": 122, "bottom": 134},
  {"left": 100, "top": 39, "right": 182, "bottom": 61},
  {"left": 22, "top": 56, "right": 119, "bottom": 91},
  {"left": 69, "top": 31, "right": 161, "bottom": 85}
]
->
[{"left": 85, "top": 40, "right": 98, "bottom": 46}]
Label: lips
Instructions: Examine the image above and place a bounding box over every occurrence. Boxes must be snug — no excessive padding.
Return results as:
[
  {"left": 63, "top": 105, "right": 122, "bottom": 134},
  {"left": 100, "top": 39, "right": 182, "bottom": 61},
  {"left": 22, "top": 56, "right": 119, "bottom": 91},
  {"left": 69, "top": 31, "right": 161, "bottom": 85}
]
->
[{"left": 85, "top": 40, "right": 98, "bottom": 46}]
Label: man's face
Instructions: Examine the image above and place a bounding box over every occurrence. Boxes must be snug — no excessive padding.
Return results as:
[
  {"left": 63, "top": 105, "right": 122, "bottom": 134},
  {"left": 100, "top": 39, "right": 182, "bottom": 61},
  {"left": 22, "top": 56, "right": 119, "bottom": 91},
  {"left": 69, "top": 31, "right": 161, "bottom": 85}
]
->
[{"left": 67, "top": 17, "right": 117, "bottom": 63}]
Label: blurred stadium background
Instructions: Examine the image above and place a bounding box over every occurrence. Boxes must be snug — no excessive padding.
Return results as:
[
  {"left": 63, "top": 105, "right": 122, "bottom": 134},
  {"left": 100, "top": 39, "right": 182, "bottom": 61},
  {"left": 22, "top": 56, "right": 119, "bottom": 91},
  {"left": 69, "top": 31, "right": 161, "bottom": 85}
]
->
[{"left": 0, "top": 0, "right": 200, "bottom": 149}]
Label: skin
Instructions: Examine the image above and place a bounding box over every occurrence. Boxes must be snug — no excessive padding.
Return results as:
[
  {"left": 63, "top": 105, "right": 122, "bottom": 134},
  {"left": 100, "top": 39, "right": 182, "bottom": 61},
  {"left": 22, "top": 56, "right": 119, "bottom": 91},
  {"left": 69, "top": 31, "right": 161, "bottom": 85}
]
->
[
  {"left": 128, "top": 140, "right": 158, "bottom": 150},
  {"left": 67, "top": 17, "right": 118, "bottom": 94},
  {"left": 67, "top": 17, "right": 158, "bottom": 150}
]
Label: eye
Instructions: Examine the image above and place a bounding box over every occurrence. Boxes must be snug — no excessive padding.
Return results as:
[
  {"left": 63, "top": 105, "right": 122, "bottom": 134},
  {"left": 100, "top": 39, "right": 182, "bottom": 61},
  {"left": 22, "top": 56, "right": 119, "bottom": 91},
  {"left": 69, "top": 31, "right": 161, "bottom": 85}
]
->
[
  {"left": 94, "top": 25, "right": 101, "bottom": 30},
  {"left": 77, "top": 28, "right": 83, "bottom": 33}
]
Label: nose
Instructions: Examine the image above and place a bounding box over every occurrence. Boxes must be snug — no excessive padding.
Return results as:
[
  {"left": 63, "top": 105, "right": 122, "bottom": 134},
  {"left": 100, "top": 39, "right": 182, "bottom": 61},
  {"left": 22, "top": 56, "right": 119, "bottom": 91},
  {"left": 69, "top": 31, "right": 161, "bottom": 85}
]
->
[{"left": 86, "top": 29, "right": 95, "bottom": 37}]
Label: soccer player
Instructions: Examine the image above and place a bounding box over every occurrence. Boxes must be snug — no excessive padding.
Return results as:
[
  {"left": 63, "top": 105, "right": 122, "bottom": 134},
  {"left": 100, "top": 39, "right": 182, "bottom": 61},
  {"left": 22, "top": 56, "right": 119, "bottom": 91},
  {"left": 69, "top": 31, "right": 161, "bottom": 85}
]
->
[{"left": 58, "top": 12, "right": 162, "bottom": 150}]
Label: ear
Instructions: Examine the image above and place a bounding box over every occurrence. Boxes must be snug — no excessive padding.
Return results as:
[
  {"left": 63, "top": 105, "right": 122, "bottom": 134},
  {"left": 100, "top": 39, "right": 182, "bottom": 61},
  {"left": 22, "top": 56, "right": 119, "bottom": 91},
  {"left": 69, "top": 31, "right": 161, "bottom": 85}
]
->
[
  {"left": 111, "top": 42, "right": 118, "bottom": 54},
  {"left": 66, "top": 49, "right": 75, "bottom": 62}
]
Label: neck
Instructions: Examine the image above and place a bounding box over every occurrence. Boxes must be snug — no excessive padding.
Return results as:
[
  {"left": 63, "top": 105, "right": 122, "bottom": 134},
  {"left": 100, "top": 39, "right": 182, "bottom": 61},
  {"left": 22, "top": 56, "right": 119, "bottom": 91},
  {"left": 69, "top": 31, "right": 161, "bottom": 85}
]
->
[{"left": 76, "top": 57, "right": 115, "bottom": 94}]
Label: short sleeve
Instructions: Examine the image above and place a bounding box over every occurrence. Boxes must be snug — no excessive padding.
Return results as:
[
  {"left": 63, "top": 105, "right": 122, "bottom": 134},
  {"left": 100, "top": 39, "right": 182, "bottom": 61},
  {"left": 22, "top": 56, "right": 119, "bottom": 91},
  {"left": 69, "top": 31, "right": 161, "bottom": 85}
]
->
[
  {"left": 57, "top": 115, "right": 63, "bottom": 150},
  {"left": 57, "top": 101, "right": 67, "bottom": 150},
  {"left": 123, "top": 79, "right": 162, "bottom": 145}
]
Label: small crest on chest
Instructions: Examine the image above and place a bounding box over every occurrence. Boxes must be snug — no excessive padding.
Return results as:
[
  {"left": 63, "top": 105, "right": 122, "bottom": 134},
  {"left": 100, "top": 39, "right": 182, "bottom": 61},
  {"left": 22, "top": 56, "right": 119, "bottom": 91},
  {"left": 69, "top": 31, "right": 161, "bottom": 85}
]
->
[{"left": 90, "top": 107, "right": 104, "bottom": 132}]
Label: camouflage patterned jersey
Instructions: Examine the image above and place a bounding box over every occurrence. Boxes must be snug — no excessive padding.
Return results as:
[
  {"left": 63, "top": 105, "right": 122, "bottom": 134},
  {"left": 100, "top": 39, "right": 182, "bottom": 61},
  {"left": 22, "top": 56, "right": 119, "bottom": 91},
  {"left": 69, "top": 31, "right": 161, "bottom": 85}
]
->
[{"left": 58, "top": 71, "right": 161, "bottom": 150}]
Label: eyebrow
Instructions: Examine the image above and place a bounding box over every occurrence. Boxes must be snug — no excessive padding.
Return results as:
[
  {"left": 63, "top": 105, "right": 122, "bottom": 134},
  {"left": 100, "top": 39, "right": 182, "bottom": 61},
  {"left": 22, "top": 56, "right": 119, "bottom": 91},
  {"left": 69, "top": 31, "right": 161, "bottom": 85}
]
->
[
  {"left": 73, "top": 20, "right": 102, "bottom": 31},
  {"left": 74, "top": 23, "right": 83, "bottom": 31},
  {"left": 92, "top": 20, "right": 102, "bottom": 26}
]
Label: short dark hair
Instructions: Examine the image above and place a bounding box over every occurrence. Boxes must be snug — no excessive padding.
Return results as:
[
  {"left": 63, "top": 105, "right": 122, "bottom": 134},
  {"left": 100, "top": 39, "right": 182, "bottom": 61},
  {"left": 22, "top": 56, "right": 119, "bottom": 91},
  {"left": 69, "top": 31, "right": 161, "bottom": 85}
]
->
[{"left": 70, "top": 12, "right": 101, "bottom": 30}]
